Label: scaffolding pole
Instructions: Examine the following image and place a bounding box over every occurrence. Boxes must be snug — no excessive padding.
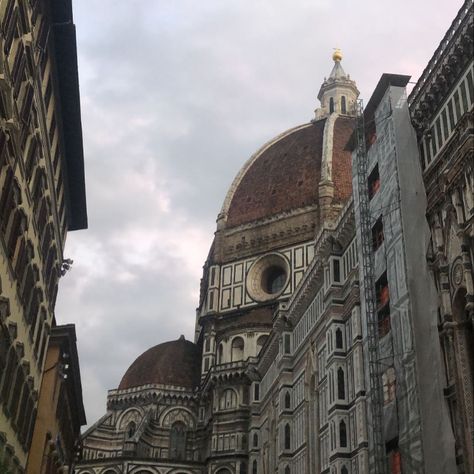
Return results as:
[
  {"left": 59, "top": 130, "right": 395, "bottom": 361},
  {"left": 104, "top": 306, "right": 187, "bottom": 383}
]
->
[{"left": 355, "top": 99, "right": 387, "bottom": 474}]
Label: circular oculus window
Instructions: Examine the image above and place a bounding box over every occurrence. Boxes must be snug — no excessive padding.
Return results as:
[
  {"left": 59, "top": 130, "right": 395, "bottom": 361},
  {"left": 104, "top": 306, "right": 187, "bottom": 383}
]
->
[{"left": 246, "top": 253, "right": 290, "bottom": 302}]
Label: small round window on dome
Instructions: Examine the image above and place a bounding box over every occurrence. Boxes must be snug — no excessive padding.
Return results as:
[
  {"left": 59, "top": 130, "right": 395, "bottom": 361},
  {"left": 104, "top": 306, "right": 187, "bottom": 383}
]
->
[
  {"left": 262, "top": 265, "right": 287, "bottom": 294},
  {"left": 247, "top": 253, "right": 290, "bottom": 302}
]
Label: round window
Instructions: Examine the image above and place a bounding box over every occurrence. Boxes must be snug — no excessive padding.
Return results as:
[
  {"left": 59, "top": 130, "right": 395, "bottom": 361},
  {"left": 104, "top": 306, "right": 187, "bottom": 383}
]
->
[
  {"left": 262, "top": 265, "right": 287, "bottom": 294},
  {"left": 246, "top": 253, "right": 289, "bottom": 302}
]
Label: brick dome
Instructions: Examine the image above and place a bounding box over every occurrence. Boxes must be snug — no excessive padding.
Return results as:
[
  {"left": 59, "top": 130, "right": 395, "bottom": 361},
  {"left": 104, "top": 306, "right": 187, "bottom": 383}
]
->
[
  {"left": 118, "top": 336, "right": 201, "bottom": 390},
  {"left": 221, "top": 116, "right": 355, "bottom": 228}
]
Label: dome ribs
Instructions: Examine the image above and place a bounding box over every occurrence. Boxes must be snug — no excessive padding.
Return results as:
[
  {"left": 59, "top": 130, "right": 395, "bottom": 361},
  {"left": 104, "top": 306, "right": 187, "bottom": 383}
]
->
[
  {"left": 226, "top": 121, "right": 326, "bottom": 227},
  {"left": 332, "top": 116, "right": 356, "bottom": 203}
]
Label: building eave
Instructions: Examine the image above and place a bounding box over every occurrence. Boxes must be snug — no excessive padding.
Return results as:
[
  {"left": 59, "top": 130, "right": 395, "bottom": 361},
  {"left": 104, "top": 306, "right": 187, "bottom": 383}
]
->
[
  {"left": 51, "top": 0, "right": 87, "bottom": 231},
  {"left": 50, "top": 324, "right": 87, "bottom": 426},
  {"left": 408, "top": 0, "right": 473, "bottom": 110}
]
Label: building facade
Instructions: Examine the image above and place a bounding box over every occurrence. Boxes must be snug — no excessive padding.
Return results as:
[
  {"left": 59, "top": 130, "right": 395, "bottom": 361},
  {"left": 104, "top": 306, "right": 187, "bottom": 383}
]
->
[
  {"left": 247, "top": 202, "right": 365, "bottom": 474},
  {"left": 0, "top": 0, "right": 86, "bottom": 471},
  {"left": 76, "top": 3, "right": 472, "bottom": 474},
  {"left": 26, "top": 324, "right": 86, "bottom": 474},
  {"left": 408, "top": 2, "right": 474, "bottom": 472}
]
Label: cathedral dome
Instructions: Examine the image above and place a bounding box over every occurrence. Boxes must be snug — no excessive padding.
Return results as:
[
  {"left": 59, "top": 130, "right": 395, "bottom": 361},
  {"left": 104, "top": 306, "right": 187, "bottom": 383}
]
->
[
  {"left": 219, "top": 116, "right": 355, "bottom": 229},
  {"left": 118, "top": 336, "right": 201, "bottom": 390}
]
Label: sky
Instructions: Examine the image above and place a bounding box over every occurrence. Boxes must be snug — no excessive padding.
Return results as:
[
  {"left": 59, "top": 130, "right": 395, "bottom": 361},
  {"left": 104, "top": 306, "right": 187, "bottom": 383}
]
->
[{"left": 55, "top": 0, "right": 465, "bottom": 428}]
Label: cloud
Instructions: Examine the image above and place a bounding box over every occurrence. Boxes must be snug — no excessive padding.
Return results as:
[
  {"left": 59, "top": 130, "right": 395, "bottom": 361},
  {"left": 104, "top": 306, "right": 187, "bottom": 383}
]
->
[{"left": 55, "top": 0, "right": 465, "bottom": 427}]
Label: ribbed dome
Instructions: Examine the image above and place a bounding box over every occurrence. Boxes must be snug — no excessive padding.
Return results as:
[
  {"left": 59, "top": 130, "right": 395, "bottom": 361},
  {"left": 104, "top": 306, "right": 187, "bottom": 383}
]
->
[
  {"left": 222, "top": 116, "right": 354, "bottom": 228},
  {"left": 118, "top": 336, "right": 201, "bottom": 390}
]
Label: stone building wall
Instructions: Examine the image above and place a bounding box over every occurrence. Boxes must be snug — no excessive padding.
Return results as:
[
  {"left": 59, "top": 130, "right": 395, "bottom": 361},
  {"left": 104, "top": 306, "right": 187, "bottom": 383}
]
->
[
  {"left": 0, "top": 0, "right": 86, "bottom": 470},
  {"left": 409, "top": 2, "right": 474, "bottom": 471}
]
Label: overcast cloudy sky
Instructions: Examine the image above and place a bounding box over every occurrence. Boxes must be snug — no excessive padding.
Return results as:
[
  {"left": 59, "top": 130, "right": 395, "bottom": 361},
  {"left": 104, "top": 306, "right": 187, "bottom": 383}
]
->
[{"left": 55, "top": 0, "right": 464, "bottom": 428}]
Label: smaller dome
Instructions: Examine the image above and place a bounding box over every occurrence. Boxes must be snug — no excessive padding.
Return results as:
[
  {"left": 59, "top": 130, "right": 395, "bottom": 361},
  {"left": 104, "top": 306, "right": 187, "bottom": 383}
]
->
[{"left": 118, "top": 337, "right": 201, "bottom": 390}]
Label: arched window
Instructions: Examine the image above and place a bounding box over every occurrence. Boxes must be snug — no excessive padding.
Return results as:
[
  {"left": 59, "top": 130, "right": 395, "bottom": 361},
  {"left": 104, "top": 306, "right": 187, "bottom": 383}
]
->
[
  {"left": 341, "top": 466, "right": 348, "bottom": 474},
  {"left": 0, "top": 169, "right": 18, "bottom": 236},
  {"left": 256, "top": 335, "right": 268, "bottom": 355},
  {"left": 253, "top": 433, "right": 258, "bottom": 447},
  {"left": 7, "top": 208, "right": 27, "bottom": 263},
  {"left": 284, "top": 391, "right": 291, "bottom": 409},
  {"left": 0, "top": 326, "right": 10, "bottom": 380},
  {"left": 252, "top": 460, "right": 258, "bottom": 474},
  {"left": 337, "top": 367, "right": 345, "bottom": 400},
  {"left": 34, "top": 308, "right": 46, "bottom": 357},
  {"left": 284, "top": 423, "right": 291, "bottom": 450},
  {"left": 231, "top": 336, "right": 244, "bottom": 361},
  {"left": 240, "top": 462, "right": 247, "bottom": 474},
  {"left": 329, "top": 97, "right": 335, "bottom": 113},
  {"left": 339, "top": 419, "right": 347, "bottom": 447},
  {"left": 220, "top": 388, "right": 237, "bottom": 410},
  {"left": 335, "top": 328, "right": 343, "bottom": 349},
  {"left": 285, "top": 466, "right": 290, "bottom": 474},
  {"left": 8, "top": 363, "right": 25, "bottom": 420},
  {"left": 169, "top": 421, "right": 186, "bottom": 460},
  {"left": 341, "top": 96, "right": 347, "bottom": 114},
  {"left": 126, "top": 421, "right": 136, "bottom": 438},
  {"left": 1, "top": 347, "right": 17, "bottom": 403}
]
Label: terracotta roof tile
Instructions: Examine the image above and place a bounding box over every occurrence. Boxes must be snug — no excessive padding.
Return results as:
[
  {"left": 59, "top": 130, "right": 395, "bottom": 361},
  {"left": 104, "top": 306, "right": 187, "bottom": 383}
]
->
[
  {"left": 118, "top": 337, "right": 201, "bottom": 390},
  {"left": 226, "top": 121, "right": 325, "bottom": 227},
  {"left": 226, "top": 116, "right": 354, "bottom": 227}
]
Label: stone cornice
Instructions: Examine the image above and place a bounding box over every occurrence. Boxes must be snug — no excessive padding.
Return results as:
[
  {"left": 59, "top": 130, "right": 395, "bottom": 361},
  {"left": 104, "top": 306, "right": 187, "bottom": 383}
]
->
[
  {"left": 409, "top": 0, "right": 473, "bottom": 133},
  {"left": 107, "top": 384, "right": 198, "bottom": 410},
  {"left": 222, "top": 204, "right": 319, "bottom": 236},
  {"left": 200, "top": 359, "right": 255, "bottom": 390}
]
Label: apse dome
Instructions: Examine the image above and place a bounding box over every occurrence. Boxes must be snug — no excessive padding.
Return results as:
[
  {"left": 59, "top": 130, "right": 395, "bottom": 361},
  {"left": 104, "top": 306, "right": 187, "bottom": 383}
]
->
[{"left": 118, "top": 336, "right": 201, "bottom": 390}]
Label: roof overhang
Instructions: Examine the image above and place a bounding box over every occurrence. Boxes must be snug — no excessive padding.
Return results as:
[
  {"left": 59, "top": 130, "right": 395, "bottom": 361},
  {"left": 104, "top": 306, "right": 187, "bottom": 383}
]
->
[
  {"left": 51, "top": 0, "right": 87, "bottom": 231},
  {"left": 50, "top": 324, "right": 87, "bottom": 426},
  {"left": 364, "top": 73, "right": 411, "bottom": 120}
]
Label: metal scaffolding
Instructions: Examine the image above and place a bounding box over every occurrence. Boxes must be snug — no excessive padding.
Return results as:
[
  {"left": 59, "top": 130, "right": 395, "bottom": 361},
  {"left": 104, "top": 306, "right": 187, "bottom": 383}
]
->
[{"left": 354, "top": 99, "right": 387, "bottom": 474}]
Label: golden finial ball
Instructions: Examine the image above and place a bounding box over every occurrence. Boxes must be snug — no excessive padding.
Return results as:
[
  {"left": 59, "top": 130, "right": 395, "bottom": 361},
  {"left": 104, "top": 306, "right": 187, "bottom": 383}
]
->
[{"left": 332, "top": 49, "right": 343, "bottom": 62}]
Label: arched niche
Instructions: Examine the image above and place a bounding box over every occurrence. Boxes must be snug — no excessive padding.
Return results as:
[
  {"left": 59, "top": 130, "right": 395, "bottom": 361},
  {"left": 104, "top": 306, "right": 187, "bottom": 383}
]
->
[
  {"left": 117, "top": 407, "right": 142, "bottom": 431},
  {"left": 160, "top": 407, "right": 196, "bottom": 429},
  {"left": 215, "top": 468, "right": 233, "bottom": 474},
  {"left": 169, "top": 421, "right": 187, "bottom": 461},
  {"left": 231, "top": 336, "right": 245, "bottom": 361},
  {"left": 219, "top": 388, "right": 238, "bottom": 410}
]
